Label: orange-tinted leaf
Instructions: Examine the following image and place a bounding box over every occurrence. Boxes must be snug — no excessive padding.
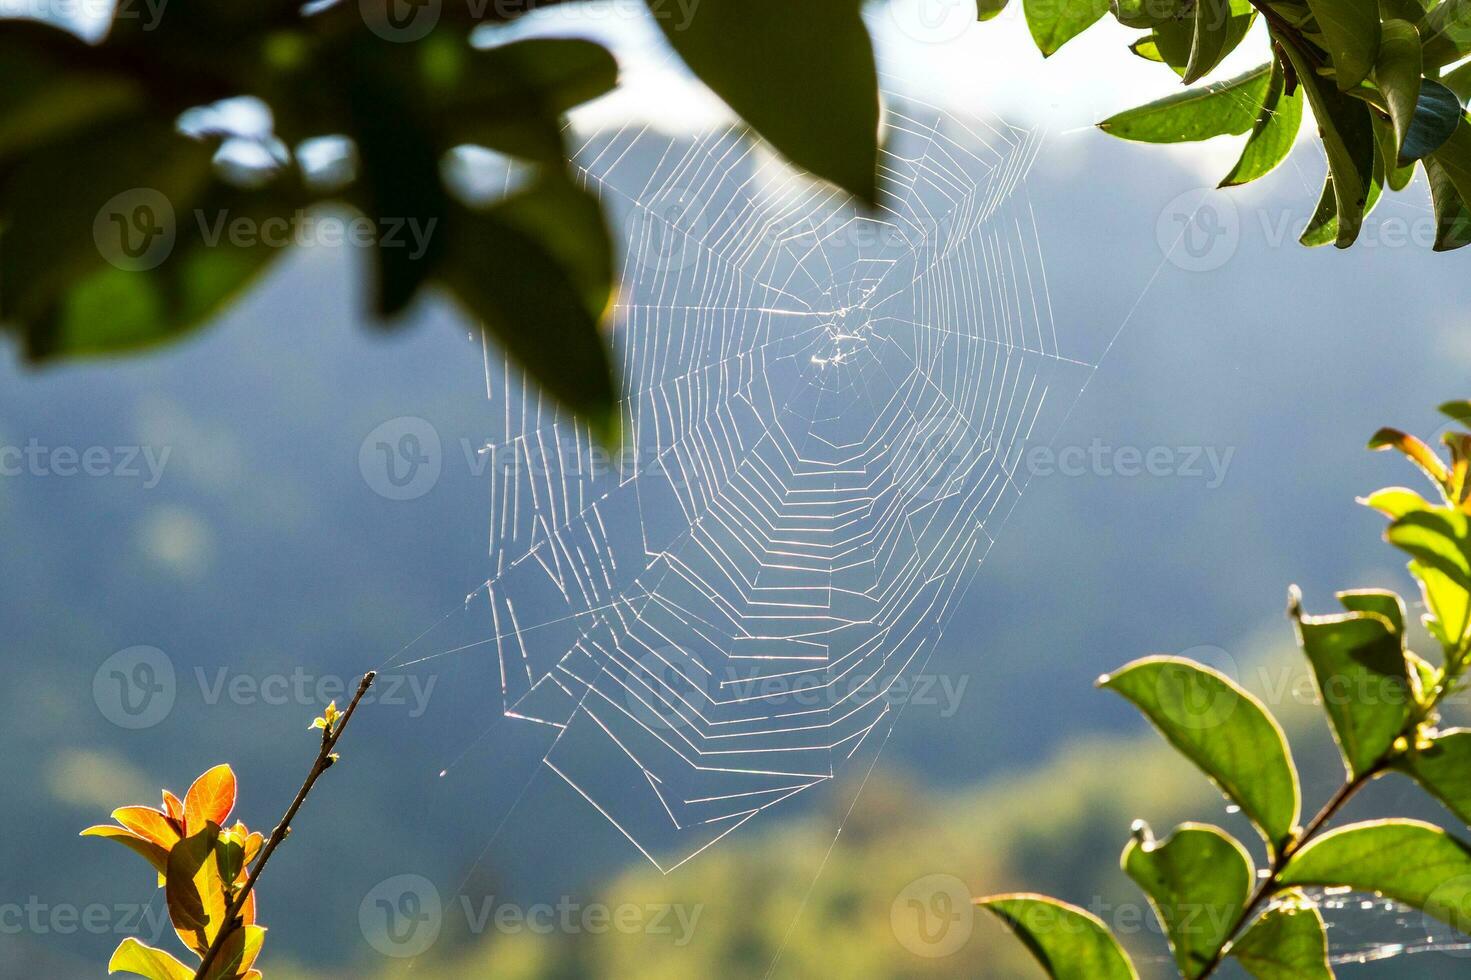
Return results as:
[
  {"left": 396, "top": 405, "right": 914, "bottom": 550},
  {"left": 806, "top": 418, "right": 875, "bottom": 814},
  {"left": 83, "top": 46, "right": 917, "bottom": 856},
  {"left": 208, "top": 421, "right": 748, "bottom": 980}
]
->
[
  {"left": 112, "top": 806, "right": 181, "bottom": 850},
  {"left": 203, "top": 924, "right": 266, "bottom": 980},
  {"left": 239, "top": 887, "right": 256, "bottom": 926},
  {"left": 1370, "top": 427, "right": 1454, "bottom": 496},
  {"left": 165, "top": 827, "right": 229, "bottom": 955},
  {"left": 107, "top": 937, "right": 194, "bottom": 980},
  {"left": 81, "top": 825, "right": 169, "bottom": 876},
  {"left": 162, "top": 790, "right": 185, "bottom": 826},
  {"left": 240, "top": 831, "right": 263, "bottom": 874},
  {"left": 184, "top": 765, "right": 236, "bottom": 835}
]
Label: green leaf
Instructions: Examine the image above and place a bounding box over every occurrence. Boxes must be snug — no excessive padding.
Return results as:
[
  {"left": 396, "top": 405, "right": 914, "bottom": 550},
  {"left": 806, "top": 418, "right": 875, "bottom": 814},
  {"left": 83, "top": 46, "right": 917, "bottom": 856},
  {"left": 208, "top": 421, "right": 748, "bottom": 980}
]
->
[
  {"left": 1097, "top": 63, "right": 1272, "bottom": 143},
  {"left": 1403, "top": 80, "right": 1463, "bottom": 163},
  {"left": 1228, "top": 892, "right": 1332, "bottom": 980},
  {"left": 1289, "top": 594, "right": 1413, "bottom": 778},
  {"left": 1186, "top": 0, "right": 1255, "bottom": 84},
  {"left": 1368, "top": 425, "right": 1454, "bottom": 490},
  {"left": 1420, "top": 0, "right": 1471, "bottom": 69},
  {"left": 977, "top": 894, "right": 1139, "bottom": 979},
  {"left": 342, "top": 39, "right": 449, "bottom": 317},
  {"left": 439, "top": 37, "right": 619, "bottom": 163},
  {"left": 1385, "top": 507, "right": 1471, "bottom": 590},
  {"left": 1298, "top": 152, "right": 1382, "bottom": 247},
  {"left": 1444, "top": 60, "right": 1471, "bottom": 101},
  {"left": 1130, "top": 36, "right": 1166, "bottom": 62},
  {"left": 1304, "top": 0, "right": 1381, "bottom": 88},
  {"left": 1336, "top": 588, "right": 1406, "bottom": 634},
  {"left": 1428, "top": 121, "right": 1471, "bottom": 251},
  {"left": 1113, "top": 0, "right": 1184, "bottom": 28},
  {"left": 165, "top": 827, "right": 229, "bottom": 956},
  {"left": 107, "top": 937, "right": 194, "bottom": 980},
  {"left": 1280, "top": 38, "right": 1376, "bottom": 246},
  {"left": 1122, "top": 823, "right": 1252, "bottom": 979},
  {"left": 1099, "top": 656, "right": 1300, "bottom": 857},
  {"left": 1400, "top": 729, "right": 1471, "bottom": 827},
  {"left": 1373, "top": 19, "right": 1422, "bottom": 156},
  {"left": 0, "top": 21, "right": 143, "bottom": 162},
  {"left": 1221, "top": 59, "right": 1304, "bottom": 186},
  {"left": 978, "top": 0, "right": 1010, "bottom": 20},
  {"left": 1414, "top": 558, "right": 1471, "bottom": 648},
  {"left": 647, "top": 0, "right": 879, "bottom": 205},
  {"left": 1026, "top": 0, "right": 1111, "bottom": 56},
  {"left": 1359, "top": 486, "right": 1436, "bottom": 520},
  {"left": 436, "top": 183, "right": 619, "bottom": 446},
  {"left": 204, "top": 924, "right": 266, "bottom": 980},
  {"left": 1278, "top": 819, "right": 1471, "bottom": 934},
  {"left": 1372, "top": 114, "right": 1417, "bottom": 191}
]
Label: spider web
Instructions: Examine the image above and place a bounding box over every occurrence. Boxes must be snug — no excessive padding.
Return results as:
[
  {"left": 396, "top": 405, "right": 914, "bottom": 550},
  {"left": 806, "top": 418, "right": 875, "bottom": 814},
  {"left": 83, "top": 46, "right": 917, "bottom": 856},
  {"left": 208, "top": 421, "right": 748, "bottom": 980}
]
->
[{"left": 430, "top": 90, "right": 1095, "bottom": 874}]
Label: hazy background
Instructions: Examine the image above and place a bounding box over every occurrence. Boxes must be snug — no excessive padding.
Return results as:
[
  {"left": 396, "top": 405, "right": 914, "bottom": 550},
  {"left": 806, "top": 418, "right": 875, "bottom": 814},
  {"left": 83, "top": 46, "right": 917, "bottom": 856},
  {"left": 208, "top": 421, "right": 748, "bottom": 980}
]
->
[{"left": 5, "top": 2, "right": 1471, "bottom": 977}]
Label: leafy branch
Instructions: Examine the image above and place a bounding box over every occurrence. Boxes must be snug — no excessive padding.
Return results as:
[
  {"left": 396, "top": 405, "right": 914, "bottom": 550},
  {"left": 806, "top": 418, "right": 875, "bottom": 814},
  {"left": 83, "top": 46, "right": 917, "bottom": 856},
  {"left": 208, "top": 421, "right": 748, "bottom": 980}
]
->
[
  {"left": 82, "top": 671, "right": 377, "bottom": 980},
  {"left": 979, "top": 401, "right": 1471, "bottom": 979}
]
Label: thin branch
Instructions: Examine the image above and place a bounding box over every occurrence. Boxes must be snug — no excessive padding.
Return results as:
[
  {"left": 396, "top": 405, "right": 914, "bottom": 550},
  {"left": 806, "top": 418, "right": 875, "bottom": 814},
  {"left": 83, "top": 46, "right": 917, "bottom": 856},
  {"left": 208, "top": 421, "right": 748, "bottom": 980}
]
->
[{"left": 193, "top": 671, "right": 376, "bottom": 980}]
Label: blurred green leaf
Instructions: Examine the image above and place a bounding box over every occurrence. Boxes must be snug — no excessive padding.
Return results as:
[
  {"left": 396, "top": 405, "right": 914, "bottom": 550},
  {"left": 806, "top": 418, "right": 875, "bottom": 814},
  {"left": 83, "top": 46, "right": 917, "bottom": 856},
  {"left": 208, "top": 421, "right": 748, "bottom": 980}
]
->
[
  {"left": 1280, "top": 38, "right": 1376, "bottom": 246},
  {"left": 1221, "top": 59, "right": 1303, "bottom": 186},
  {"left": 436, "top": 181, "right": 618, "bottom": 446},
  {"left": 1400, "top": 729, "right": 1471, "bottom": 827},
  {"left": 440, "top": 37, "right": 619, "bottom": 163},
  {"left": 1304, "top": 0, "right": 1380, "bottom": 88},
  {"left": 0, "top": 21, "right": 143, "bottom": 162},
  {"left": 1444, "top": 60, "right": 1471, "bottom": 101},
  {"left": 1129, "top": 36, "right": 1166, "bottom": 62},
  {"left": 647, "top": 0, "right": 879, "bottom": 206},
  {"left": 1227, "top": 892, "right": 1332, "bottom": 980},
  {"left": 1100, "top": 656, "right": 1300, "bottom": 857},
  {"left": 341, "top": 39, "right": 449, "bottom": 317},
  {"left": 1278, "top": 819, "right": 1471, "bottom": 933},
  {"left": 1121, "top": 822, "right": 1252, "bottom": 978},
  {"left": 1097, "top": 64, "right": 1271, "bottom": 143},
  {"left": 1289, "top": 596, "right": 1412, "bottom": 778},
  {"left": 977, "top": 894, "right": 1139, "bottom": 979},
  {"left": 107, "top": 937, "right": 194, "bottom": 980}
]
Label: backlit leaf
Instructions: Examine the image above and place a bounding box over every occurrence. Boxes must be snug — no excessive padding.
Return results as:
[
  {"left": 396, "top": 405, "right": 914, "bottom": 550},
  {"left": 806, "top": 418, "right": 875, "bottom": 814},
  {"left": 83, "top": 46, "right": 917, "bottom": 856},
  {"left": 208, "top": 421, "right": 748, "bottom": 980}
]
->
[
  {"left": 184, "top": 765, "right": 237, "bottom": 836},
  {"left": 1097, "top": 64, "right": 1272, "bottom": 143},
  {"left": 107, "top": 937, "right": 194, "bottom": 980},
  {"left": 1400, "top": 729, "right": 1471, "bottom": 827},
  {"left": 1228, "top": 892, "right": 1332, "bottom": 980},
  {"left": 1304, "top": 0, "right": 1380, "bottom": 88},
  {"left": 1221, "top": 59, "right": 1303, "bottom": 186},
  {"left": 977, "top": 894, "right": 1139, "bottom": 979},
  {"left": 1099, "top": 656, "right": 1300, "bottom": 856}
]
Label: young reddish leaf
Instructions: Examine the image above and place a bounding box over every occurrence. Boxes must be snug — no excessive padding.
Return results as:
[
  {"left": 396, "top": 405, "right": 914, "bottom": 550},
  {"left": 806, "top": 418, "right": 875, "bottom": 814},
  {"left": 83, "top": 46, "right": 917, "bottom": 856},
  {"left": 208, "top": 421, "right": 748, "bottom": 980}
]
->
[
  {"left": 1369, "top": 427, "right": 1453, "bottom": 498},
  {"left": 107, "top": 937, "right": 194, "bottom": 980},
  {"left": 112, "top": 806, "right": 182, "bottom": 850},
  {"left": 162, "top": 790, "right": 185, "bottom": 827},
  {"left": 80, "top": 825, "right": 169, "bottom": 876},
  {"left": 184, "top": 765, "right": 237, "bottom": 835}
]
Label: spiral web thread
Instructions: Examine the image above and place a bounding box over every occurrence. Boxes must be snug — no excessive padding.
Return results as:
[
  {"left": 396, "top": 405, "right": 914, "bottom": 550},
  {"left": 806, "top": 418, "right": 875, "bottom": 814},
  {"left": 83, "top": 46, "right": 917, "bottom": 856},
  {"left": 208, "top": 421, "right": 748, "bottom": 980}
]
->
[{"left": 454, "top": 93, "right": 1094, "bottom": 873}]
